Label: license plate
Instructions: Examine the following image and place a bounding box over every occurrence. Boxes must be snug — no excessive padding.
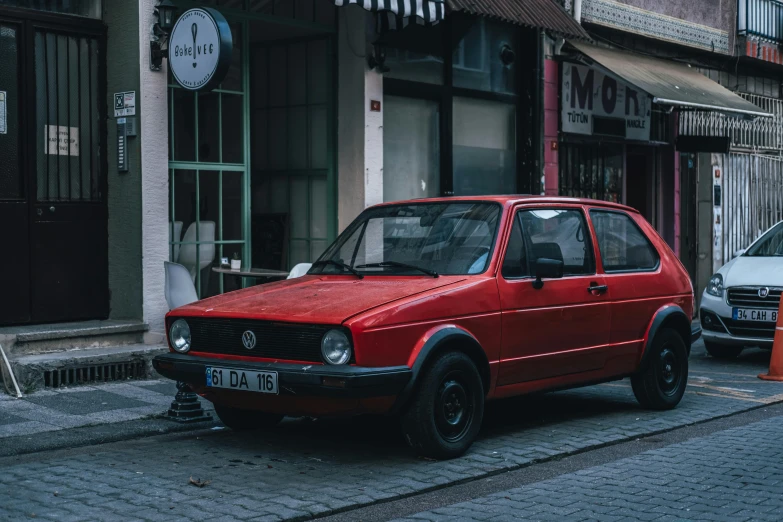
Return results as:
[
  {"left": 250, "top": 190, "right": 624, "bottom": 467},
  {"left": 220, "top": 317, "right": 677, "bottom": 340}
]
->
[
  {"left": 206, "top": 367, "right": 278, "bottom": 394},
  {"left": 732, "top": 308, "right": 778, "bottom": 322}
]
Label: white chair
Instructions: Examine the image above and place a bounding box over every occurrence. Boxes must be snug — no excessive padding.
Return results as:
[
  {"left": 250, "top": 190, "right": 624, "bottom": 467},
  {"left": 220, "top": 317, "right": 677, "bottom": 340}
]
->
[
  {"left": 178, "top": 221, "right": 216, "bottom": 282},
  {"left": 287, "top": 263, "right": 312, "bottom": 279},
  {"left": 164, "top": 261, "right": 199, "bottom": 310},
  {"left": 170, "top": 221, "right": 183, "bottom": 262}
]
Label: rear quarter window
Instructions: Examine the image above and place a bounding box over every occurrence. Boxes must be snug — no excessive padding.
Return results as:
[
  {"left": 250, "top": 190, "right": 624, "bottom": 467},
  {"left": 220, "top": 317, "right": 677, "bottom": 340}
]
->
[{"left": 589, "top": 210, "right": 659, "bottom": 272}]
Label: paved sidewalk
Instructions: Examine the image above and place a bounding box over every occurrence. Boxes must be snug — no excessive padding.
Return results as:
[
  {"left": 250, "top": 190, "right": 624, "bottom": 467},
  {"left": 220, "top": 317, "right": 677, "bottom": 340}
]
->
[
  {"left": 0, "top": 379, "right": 215, "bottom": 442},
  {"left": 394, "top": 414, "right": 783, "bottom": 521}
]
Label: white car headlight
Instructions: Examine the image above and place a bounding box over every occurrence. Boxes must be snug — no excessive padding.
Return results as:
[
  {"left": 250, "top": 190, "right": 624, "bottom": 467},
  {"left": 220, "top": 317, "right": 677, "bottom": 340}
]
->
[
  {"left": 169, "top": 319, "right": 191, "bottom": 353},
  {"left": 706, "top": 274, "right": 723, "bottom": 297},
  {"left": 321, "top": 329, "right": 352, "bottom": 365}
]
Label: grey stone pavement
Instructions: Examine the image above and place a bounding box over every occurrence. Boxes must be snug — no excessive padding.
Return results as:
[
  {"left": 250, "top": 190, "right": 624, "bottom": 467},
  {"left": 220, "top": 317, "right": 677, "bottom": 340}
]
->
[
  {"left": 0, "top": 341, "right": 782, "bottom": 521},
  {"left": 0, "top": 379, "right": 215, "bottom": 442},
  {"left": 393, "top": 413, "right": 783, "bottom": 522}
]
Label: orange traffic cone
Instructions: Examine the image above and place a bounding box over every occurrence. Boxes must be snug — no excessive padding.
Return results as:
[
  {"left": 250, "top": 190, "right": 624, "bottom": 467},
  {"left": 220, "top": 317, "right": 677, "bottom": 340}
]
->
[{"left": 759, "top": 297, "right": 783, "bottom": 381}]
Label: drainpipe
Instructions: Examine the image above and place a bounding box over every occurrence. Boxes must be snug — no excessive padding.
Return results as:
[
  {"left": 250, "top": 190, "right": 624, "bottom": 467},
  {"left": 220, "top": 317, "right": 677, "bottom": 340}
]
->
[{"left": 573, "top": 0, "right": 582, "bottom": 23}]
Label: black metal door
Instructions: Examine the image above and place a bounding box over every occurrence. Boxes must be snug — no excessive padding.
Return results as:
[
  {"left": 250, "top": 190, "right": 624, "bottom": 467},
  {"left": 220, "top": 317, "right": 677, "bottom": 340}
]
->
[
  {"left": 0, "top": 20, "right": 30, "bottom": 324},
  {"left": 30, "top": 25, "right": 107, "bottom": 323},
  {"left": 0, "top": 10, "right": 107, "bottom": 325}
]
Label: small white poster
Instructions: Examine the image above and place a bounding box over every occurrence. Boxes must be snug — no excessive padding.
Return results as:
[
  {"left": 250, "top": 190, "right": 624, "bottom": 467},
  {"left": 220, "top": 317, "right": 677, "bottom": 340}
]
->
[
  {"left": 0, "top": 91, "right": 6, "bottom": 135},
  {"left": 45, "top": 125, "right": 79, "bottom": 156},
  {"left": 113, "top": 91, "right": 136, "bottom": 117}
]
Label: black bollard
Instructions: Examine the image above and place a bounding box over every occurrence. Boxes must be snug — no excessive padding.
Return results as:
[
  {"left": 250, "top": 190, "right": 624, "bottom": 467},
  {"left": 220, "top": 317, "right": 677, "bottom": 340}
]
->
[{"left": 166, "top": 381, "right": 212, "bottom": 422}]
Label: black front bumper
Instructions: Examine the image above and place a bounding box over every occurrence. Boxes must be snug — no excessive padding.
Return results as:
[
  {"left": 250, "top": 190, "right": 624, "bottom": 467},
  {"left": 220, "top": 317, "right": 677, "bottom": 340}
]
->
[{"left": 152, "top": 353, "right": 412, "bottom": 398}]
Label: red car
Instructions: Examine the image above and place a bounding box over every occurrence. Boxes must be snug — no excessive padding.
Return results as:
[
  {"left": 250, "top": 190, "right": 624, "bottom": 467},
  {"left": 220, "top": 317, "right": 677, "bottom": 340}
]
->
[{"left": 154, "top": 197, "right": 700, "bottom": 459}]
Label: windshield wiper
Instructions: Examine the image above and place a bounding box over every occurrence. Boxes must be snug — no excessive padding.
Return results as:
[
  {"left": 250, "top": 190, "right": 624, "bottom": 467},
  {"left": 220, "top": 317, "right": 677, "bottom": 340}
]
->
[
  {"left": 310, "top": 260, "right": 364, "bottom": 279},
  {"left": 356, "top": 261, "right": 439, "bottom": 278}
]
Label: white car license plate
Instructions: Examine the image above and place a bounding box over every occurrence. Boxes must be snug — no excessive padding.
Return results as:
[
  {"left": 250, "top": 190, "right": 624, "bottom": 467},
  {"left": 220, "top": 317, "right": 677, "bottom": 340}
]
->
[
  {"left": 732, "top": 308, "right": 778, "bottom": 322},
  {"left": 206, "top": 367, "right": 278, "bottom": 394}
]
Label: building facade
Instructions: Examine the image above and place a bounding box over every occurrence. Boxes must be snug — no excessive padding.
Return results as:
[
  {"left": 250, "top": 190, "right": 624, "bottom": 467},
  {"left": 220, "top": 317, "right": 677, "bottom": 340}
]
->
[
  {"left": 0, "top": 0, "right": 585, "bottom": 346},
  {"left": 546, "top": 0, "right": 780, "bottom": 301}
]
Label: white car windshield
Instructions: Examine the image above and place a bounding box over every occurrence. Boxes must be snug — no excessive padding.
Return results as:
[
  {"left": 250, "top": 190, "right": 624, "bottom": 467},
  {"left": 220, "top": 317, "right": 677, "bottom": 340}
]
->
[
  {"left": 745, "top": 222, "right": 783, "bottom": 257},
  {"left": 311, "top": 202, "right": 501, "bottom": 276}
]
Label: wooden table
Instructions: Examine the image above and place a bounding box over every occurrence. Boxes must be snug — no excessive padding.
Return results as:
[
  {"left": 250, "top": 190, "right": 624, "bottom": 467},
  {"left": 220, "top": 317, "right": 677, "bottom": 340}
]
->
[{"left": 212, "top": 267, "right": 290, "bottom": 287}]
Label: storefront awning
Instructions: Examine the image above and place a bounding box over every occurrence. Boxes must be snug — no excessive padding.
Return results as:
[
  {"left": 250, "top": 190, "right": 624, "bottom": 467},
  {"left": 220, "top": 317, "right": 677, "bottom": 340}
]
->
[
  {"left": 449, "top": 0, "right": 589, "bottom": 39},
  {"left": 334, "top": 0, "right": 445, "bottom": 30},
  {"left": 568, "top": 41, "right": 773, "bottom": 119}
]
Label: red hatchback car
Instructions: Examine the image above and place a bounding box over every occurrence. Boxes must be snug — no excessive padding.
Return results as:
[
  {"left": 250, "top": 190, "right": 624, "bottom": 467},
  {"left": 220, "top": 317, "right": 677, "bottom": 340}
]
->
[{"left": 154, "top": 197, "right": 700, "bottom": 459}]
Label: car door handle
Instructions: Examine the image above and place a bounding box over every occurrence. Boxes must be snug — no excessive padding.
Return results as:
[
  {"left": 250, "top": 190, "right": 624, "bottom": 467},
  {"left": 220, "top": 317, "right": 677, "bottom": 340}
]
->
[{"left": 588, "top": 283, "right": 608, "bottom": 294}]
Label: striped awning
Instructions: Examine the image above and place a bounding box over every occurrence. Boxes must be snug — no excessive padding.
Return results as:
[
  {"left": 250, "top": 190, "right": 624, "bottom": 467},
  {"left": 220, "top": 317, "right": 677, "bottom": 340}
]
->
[{"left": 334, "top": 0, "right": 446, "bottom": 30}]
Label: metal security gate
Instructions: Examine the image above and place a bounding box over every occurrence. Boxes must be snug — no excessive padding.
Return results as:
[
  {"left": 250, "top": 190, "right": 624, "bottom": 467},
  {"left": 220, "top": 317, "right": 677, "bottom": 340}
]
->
[
  {"left": 720, "top": 153, "right": 783, "bottom": 264},
  {"left": 0, "top": 8, "right": 107, "bottom": 326}
]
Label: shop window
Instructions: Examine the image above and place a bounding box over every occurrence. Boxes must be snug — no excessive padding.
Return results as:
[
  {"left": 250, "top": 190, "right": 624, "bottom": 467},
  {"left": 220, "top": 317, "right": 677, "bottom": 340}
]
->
[
  {"left": 590, "top": 210, "right": 659, "bottom": 272},
  {"left": 383, "top": 96, "right": 441, "bottom": 202},
  {"left": 559, "top": 143, "right": 624, "bottom": 203},
  {"left": 385, "top": 49, "right": 444, "bottom": 85},
  {"left": 453, "top": 97, "right": 515, "bottom": 196},
  {"left": 453, "top": 19, "right": 516, "bottom": 95},
  {"left": 250, "top": 32, "right": 333, "bottom": 269},
  {"left": 0, "top": 0, "right": 101, "bottom": 18}
]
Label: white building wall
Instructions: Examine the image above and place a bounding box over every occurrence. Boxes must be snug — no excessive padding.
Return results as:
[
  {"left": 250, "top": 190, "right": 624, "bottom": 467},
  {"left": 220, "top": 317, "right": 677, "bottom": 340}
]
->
[
  {"left": 337, "top": 6, "right": 384, "bottom": 232},
  {"left": 138, "top": 0, "right": 170, "bottom": 342}
]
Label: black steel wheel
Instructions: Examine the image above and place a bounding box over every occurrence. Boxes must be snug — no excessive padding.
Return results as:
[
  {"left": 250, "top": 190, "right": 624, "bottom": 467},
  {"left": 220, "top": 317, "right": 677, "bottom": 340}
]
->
[
  {"left": 401, "top": 351, "right": 484, "bottom": 459},
  {"left": 632, "top": 328, "right": 688, "bottom": 410}
]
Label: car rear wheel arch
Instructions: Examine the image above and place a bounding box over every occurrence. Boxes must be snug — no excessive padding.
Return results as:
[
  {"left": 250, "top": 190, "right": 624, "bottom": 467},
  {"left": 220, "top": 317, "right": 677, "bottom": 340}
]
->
[
  {"left": 641, "top": 306, "right": 691, "bottom": 370},
  {"left": 393, "top": 328, "right": 491, "bottom": 413}
]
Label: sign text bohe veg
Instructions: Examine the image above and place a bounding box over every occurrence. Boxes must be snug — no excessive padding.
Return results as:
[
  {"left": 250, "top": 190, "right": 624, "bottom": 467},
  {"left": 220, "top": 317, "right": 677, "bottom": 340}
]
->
[
  {"left": 168, "top": 8, "right": 232, "bottom": 92},
  {"left": 561, "top": 63, "right": 651, "bottom": 141}
]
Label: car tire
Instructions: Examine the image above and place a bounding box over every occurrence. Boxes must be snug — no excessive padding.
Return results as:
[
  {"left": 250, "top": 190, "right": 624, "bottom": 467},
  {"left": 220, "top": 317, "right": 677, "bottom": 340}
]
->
[
  {"left": 214, "top": 405, "right": 283, "bottom": 431},
  {"left": 632, "top": 328, "right": 688, "bottom": 411},
  {"left": 400, "top": 351, "right": 484, "bottom": 460},
  {"left": 704, "top": 341, "right": 743, "bottom": 359}
]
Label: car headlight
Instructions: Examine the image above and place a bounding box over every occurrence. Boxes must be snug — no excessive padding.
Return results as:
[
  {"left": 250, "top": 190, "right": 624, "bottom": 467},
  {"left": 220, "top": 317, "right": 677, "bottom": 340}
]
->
[
  {"left": 321, "top": 329, "right": 352, "bottom": 365},
  {"left": 706, "top": 274, "right": 724, "bottom": 297},
  {"left": 169, "top": 319, "right": 191, "bottom": 353}
]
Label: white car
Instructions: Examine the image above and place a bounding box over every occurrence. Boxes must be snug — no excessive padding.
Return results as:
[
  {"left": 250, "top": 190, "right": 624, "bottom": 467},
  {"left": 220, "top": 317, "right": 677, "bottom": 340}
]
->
[{"left": 699, "top": 221, "right": 783, "bottom": 358}]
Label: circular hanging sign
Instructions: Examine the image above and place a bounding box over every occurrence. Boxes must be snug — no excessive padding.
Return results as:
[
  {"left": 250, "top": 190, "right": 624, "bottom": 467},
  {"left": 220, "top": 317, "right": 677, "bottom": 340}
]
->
[{"left": 169, "top": 8, "right": 232, "bottom": 92}]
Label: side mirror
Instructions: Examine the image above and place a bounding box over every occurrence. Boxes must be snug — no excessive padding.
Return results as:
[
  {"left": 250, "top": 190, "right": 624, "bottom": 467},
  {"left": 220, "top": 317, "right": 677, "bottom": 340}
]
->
[{"left": 532, "top": 258, "right": 564, "bottom": 289}]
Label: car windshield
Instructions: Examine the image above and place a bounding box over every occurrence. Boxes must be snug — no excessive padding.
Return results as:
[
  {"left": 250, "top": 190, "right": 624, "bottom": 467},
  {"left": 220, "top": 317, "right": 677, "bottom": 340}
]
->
[
  {"left": 311, "top": 202, "right": 501, "bottom": 276},
  {"left": 745, "top": 222, "right": 783, "bottom": 257}
]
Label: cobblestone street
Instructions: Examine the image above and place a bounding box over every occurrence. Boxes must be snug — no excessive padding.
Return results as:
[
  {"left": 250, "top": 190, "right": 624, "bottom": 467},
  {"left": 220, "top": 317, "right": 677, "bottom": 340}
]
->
[{"left": 2, "top": 342, "right": 783, "bottom": 521}]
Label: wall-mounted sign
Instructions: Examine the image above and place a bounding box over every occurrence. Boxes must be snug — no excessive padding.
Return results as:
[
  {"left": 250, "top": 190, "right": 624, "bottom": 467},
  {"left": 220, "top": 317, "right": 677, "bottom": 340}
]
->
[
  {"left": 561, "top": 63, "right": 651, "bottom": 141},
  {"left": 114, "top": 91, "right": 136, "bottom": 117},
  {"left": 169, "top": 8, "right": 232, "bottom": 92},
  {"left": 45, "top": 125, "right": 79, "bottom": 156}
]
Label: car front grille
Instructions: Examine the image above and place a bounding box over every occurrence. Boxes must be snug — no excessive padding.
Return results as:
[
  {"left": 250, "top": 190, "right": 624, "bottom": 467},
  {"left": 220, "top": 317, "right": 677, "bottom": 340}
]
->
[
  {"left": 722, "top": 318, "right": 777, "bottom": 340},
  {"left": 726, "top": 287, "right": 782, "bottom": 310},
  {"left": 181, "top": 317, "right": 333, "bottom": 363}
]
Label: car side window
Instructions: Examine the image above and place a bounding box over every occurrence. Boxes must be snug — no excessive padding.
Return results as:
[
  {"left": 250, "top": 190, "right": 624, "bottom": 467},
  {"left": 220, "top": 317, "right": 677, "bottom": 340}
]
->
[
  {"left": 590, "top": 210, "right": 660, "bottom": 272},
  {"left": 501, "top": 214, "right": 529, "bottom": 278},
  {"left": 502, "top": 209, "right": 595, "bottom": 278}
]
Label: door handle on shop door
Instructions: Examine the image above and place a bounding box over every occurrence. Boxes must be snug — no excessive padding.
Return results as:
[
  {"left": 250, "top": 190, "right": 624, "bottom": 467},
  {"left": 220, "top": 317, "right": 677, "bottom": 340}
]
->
[
  {"left": 588, "top": 283, "right": 608, "bottom": 294},
  {"left": 49, "top": 206, "right": 55, "bottom": 213}
]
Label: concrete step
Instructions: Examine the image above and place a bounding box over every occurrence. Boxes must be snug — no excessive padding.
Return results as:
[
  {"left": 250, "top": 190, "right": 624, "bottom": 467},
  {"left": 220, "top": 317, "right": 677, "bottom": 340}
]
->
[
  {"left": 8, "top": 343, "right": 169, "bottom": 393},
  {"left": 0, "top": 320, "right": 149, "bottom": 356}
]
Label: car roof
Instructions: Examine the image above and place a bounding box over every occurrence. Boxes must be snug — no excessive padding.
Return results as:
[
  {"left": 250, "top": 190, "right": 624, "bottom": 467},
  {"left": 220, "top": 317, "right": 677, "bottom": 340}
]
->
[{"left": 370, "top": 195, "right": 639, "bottom": 214}]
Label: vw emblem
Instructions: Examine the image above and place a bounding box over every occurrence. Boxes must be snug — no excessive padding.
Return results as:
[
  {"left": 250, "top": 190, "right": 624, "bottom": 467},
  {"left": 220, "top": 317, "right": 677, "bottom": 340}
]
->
[
  {"left": 759, "top": 287, "right": 770, "bottom": 298},
  {"left": 241, "top": 330, "right": 257, "bottom": 350}
]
